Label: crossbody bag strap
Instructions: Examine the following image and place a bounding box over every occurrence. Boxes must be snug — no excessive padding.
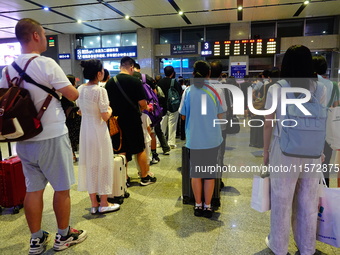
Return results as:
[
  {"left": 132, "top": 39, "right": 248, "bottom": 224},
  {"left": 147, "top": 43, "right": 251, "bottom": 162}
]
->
[
  {"left": 113, "top": 76, "right": 141, "bottom": 114},
  {"left": 275, "top": 80, "right": 283, "bottom": 137},
  {"left": 11, "top": 57, "right": 60, "bottom": 100},
  {"left": 16, "top": 56, "right": 37, "bottom": 86},
  {"left": 170, "top": 78, "right": 175, "bottom": 88},
  {"left": 141, "top": 73, "right": 146, "bottom": 84}
]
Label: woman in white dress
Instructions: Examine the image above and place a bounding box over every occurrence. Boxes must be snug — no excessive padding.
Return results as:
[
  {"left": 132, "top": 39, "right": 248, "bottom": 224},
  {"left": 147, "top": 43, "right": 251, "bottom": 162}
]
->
[{"left": 77, "top": 59, "right": 120, "bottom": 214}]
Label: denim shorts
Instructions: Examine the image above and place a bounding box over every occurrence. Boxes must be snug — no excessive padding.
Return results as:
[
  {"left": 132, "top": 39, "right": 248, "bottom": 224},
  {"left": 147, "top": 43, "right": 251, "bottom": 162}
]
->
[{"left": 16, "top": 134, "right": 75, "bottom": 192}]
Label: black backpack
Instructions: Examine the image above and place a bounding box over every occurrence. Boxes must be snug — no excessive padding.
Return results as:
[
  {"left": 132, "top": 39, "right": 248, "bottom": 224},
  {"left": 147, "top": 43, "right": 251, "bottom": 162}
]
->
[{"left": 167, "top": 79, "right": 180, "bottom": 112}]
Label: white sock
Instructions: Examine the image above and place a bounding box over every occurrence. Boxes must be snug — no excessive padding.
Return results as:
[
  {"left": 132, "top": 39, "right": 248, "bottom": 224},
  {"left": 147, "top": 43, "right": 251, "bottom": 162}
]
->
[
  {"left": 195, "top": 203, "right": 202, "bottom": 207},
  {"left": 204, "top": 203, "right": 211, "bottom": 209}
]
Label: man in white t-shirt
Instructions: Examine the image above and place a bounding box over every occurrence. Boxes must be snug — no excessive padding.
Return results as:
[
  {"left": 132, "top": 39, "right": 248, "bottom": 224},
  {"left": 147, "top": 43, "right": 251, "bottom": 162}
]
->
[{"left": 0, "top": 18, "right": 87, "bottom": 254}]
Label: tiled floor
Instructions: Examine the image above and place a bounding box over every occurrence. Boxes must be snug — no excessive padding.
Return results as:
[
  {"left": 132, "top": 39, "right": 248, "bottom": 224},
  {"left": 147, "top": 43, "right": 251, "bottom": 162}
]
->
[{"left": 0, "top": 122, "right": 339, "bottom": 255}]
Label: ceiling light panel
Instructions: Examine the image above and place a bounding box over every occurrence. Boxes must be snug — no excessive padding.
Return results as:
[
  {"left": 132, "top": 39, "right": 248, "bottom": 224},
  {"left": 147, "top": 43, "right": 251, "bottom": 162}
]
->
[
  {"left": 0, "top": 1, "right": 35, "bottom": 12},
  {"left": 174, "top": 0, "right": 235, "bottom": 12},
  {"left": 243, "top": 5, "right": 301, "bottom": 21},
  {"left": 113, "top": 0, "right": 175, "bottom": 16},
  {"left": 33, "top": 0, "right": 95, "bottom": 6},
  {"left": 304, "top": 1, "right": 340, "bottom": 16},
  {"left": 134, "top": 15, "right": 188, "bottom": 28},
  {"left": 55, "top": 4, "right": 122, "bottom": 21},
  {"left": 43, "top": 22, "right": 102, "bottom": 34},
  {"left": 86, "top": 19, "right": 139, "bottom": 32},
  {"left": 186, "top": 10, "right": 235, "bottom": 25},
  {"left": 1, "top": 9, "right": 71, "bottom": 24}
]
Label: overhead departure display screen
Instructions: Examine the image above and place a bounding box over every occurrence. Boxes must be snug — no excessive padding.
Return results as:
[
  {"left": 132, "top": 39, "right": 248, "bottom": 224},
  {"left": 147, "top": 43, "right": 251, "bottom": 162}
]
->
[
  {"left": 75, "top": 46, "right": 137, "bottom": 60},
  {"left": 201, "top": 38, "right": 279, "bottom": 57}
]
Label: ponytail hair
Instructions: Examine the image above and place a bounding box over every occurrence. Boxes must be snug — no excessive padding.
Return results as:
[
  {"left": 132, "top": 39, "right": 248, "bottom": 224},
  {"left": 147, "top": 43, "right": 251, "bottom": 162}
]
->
[{"left": 193, "top": 61, "right": 210, "bottom": 88}]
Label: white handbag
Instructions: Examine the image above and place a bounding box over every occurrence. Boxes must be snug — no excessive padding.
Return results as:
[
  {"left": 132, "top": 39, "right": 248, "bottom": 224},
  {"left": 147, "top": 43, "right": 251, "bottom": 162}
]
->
[
  {"left": 251, "top": 175, "right": 270, "bottom": 212},
  {"left": 316, "top": 177, "right": 340, "bottom": 247},
  {"left": 326, "top": 106, "right": 340, "bottom": 150}
]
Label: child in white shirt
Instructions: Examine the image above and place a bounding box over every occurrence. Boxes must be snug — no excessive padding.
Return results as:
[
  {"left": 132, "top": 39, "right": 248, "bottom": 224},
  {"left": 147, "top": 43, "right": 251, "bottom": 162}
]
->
[{"left": 135, "top": 112, "right": 154, "bottom": 176}]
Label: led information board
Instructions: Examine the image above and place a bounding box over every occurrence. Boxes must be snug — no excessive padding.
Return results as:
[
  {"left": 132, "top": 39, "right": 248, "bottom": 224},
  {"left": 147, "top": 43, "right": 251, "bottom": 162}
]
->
[
  {"left": 75, "top": 46, "right": 137, "bottom": 60},
  {"left": 201, "top": 38, "right": 279, "bottom": 57}
]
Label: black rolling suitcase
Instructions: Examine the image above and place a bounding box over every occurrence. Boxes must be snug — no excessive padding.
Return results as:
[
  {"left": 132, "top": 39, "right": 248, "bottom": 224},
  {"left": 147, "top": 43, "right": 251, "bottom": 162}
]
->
[{"left": 181, "top": 146, "right": 221, "bottom": 208}]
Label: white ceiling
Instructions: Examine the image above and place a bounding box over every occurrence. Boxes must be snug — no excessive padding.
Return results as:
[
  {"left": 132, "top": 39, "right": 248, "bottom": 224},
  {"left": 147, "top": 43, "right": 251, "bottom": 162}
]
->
[{"left": 0, "top": 0, "right": 339, "bottom": 39}]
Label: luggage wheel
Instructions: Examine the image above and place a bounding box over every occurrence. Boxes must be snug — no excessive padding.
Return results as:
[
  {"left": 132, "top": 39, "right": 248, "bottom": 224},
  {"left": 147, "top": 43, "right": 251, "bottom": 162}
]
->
[
  {"left": 211, "top": 198, "right": 221, "bottom": 208},
  {"left": 12, "top": 206, "right": 20, "bottom": 214},
  {"left": 182, "top": 196, "right": 190, "bottom": 204},
  {"left": 108, "top": 196, "right": 124, "bottom": 205}
]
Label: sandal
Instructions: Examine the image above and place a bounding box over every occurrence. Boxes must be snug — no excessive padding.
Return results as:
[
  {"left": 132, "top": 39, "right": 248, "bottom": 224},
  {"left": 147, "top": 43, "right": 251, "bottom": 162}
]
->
[
  {"left": 194, "top": 206, "right": 203, "bottom": 217},
  {"left": 203, "top": 207, "right": 213, "bottom": 218}
]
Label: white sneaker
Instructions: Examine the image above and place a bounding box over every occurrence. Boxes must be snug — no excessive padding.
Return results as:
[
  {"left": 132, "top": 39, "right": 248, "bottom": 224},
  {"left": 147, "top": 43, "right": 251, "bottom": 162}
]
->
[
  {"left": 265, "top": 236, "right": 270, "bottom": 248},
  {"left": 29, "top": 231, "right": 50, "bottom": 254},
  {"left": 53, "top": 228, "right": 87, "bottom": 251},
  {"left": 170, "top": 144, "right": 177, "bottom": 149},
  {"left": 98, "top": 203, "right": 120, "bottom": 214},
  {"left": 150, "top": 158, "right": 159, "bottom": 165}
]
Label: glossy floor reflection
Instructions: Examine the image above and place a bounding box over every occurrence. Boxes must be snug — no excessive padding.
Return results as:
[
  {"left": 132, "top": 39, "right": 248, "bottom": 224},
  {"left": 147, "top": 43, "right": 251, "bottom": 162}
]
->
[{"left": 0, "top": 122, "right": 338, "bottom": 255}]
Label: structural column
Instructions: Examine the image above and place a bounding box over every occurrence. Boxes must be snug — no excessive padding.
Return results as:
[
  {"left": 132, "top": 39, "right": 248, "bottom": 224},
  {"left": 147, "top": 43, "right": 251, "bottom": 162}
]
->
[
  {"left": 137, "top": 27, "right": 155, "bottom": 77},
  {"left": 229, "top": 22, "right": 250, "bottom": 75}
]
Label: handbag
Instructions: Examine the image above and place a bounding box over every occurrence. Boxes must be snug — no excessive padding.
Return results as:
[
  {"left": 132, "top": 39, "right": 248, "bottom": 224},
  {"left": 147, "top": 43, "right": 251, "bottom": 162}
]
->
[
  {"left": 108, "top": 116, "right": 120, "bottom": 136},
  {"left": 108, "top": 116, "right": 122, "bottom": 152},
  {"left": 251, "top": 175, "right": 271, "bottom": 212},
  {"left": 225, "top": 115, "right": 240, "bottom": 134},
  {"left": 326, "top": 107, "right": 340, "bottom": 150},
  {"left": 325, "top": 82, "right": 340, "bottom": 150},
  {"left": 316, "top": 176, "right": 340, "bottom": 247}
]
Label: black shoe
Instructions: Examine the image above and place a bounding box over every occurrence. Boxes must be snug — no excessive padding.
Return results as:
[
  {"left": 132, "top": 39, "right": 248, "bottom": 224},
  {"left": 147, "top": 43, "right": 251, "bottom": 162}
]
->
[
  {"left": 140, "top": 175, "right": 157, "bottom": 186},
  {"left": 150, "top": 158, "right": 159, "bottom": 165},
  {"left": 163, "top": 150, "right": 170, "bottom": 155},
  {"left": 152, "top": 153, "right": 160, "bottom": 162},
  {"left": 194, "top": 206, "right": 203, "bottom": 217},
  {"left": 203, "top": 207, "right": 213, "bottom": 218}
]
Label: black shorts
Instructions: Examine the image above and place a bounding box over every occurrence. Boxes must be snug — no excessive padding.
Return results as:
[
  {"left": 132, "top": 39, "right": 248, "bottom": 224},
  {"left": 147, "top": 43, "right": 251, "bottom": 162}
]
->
[
  {"left": 112, "top": 118, "right": 145, "bottom": 162},
  {"left": 189, "top": 145, "right": 220, "bottom": 179}
]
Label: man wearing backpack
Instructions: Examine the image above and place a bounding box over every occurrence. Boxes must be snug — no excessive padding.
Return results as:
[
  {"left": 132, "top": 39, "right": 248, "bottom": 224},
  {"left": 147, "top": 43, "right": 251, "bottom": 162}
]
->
[
  {"left": 0, "top": 18, "right": 87, "bottom": 254},
  {"left": 133, "top": 63, "right": 156, "bottom": 89},
  {"left": 157, "top": 65, "right": 182, "bottom": 149}
]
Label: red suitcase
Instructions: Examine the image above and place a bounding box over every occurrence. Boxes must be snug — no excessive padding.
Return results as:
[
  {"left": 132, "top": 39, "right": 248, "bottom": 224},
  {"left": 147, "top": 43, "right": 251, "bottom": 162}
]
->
[{"left": 0, "top": 155, "right": 26, "bottom": 214}]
